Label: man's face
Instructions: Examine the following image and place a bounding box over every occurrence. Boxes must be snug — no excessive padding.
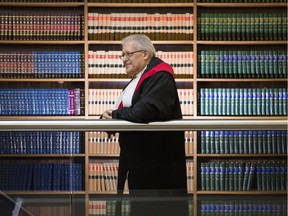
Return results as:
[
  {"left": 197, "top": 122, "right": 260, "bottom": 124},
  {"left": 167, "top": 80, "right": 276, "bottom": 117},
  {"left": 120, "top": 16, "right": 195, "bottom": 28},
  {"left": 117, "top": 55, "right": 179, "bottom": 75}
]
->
[{"left": 121, "top": 41, "right": 148, "bottom": 77}]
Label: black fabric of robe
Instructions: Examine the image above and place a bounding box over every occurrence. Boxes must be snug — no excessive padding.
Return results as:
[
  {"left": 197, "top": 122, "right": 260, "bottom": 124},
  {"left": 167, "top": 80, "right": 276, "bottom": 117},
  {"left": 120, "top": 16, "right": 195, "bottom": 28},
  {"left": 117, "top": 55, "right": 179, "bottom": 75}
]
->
[{"left": 112, "top": 57, "right": 188, "bottom": 216}]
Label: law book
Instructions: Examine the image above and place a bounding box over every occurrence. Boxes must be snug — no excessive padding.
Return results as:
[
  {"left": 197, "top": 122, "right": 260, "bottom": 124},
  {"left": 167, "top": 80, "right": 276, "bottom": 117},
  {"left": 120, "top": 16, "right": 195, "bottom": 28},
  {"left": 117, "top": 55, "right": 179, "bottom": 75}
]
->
[{"left": 242, "top": 162, "right": 250, "bottom": 191}]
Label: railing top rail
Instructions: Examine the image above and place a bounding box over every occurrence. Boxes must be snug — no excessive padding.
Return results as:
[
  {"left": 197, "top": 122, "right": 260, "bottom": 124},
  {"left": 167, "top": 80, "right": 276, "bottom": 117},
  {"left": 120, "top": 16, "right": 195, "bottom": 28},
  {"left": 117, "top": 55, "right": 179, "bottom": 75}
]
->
[{"left": 0, "top": 119, "right": 286, "bottom": 131}]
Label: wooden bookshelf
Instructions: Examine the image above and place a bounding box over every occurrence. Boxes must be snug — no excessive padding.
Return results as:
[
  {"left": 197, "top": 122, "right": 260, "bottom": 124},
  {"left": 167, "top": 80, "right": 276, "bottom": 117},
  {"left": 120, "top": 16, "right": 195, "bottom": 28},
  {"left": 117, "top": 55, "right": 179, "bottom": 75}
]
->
[{"left": 0, "top": 0, "right": 287, "bottom": 216}]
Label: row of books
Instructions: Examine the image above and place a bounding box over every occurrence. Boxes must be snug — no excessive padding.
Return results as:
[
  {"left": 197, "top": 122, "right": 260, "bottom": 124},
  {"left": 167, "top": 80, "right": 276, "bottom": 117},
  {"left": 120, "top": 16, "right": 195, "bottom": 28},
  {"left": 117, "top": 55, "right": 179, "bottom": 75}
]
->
[
  {"left": 88, "top": 50, "right": 193, "bottom": 78},
  {"left": 199, "top": 88, "right": 287, "bottom": 116},
  {"left": 200, "top": 161, "right": 287, "bottom": 191},
  {"left": 88, "top": 89, "right": 193, "bottom": 116},
  {"left": 0, "top": 88, "right": 81, "bottom": 116},
  {"left": 0, "top": 51, "right": 84, "bottom": 79},
  {"left": 88, "top": 13, "right": 193, "bottom": 40},
  {"left": 89, "top": 200, "right": 131, "bottom": 216},
  {"left": 19, "top": 206, "right": 72, "bottom": 216},
  {"left": 198, "top": 13, "right": 287, "bottom": 41},
  {"left": 0, "top": 131, "right": 81, "bottom": 154},
  {"left": 88, "top": 160, "right": 194, "bottom": 193},
  {"left": 88, "top": 131, "right": 194, "bottom": 155},
  {"left": 201, "top": 200, "right": 287, "bottom": 215},
  {"left": 89, "top": 200, "right": 194, "bottom": 216},
  {"left": 0, "top": 12, "right": 84, "bottom": 41},
  {"left": 199, "top": 130, "right": 287, "bottom": 154},
  {"left": 0, "top": 162, "right": 82, "bottom": 191},
  {"left": 198, "top": 50, "right": 287, "bottom": 78}
]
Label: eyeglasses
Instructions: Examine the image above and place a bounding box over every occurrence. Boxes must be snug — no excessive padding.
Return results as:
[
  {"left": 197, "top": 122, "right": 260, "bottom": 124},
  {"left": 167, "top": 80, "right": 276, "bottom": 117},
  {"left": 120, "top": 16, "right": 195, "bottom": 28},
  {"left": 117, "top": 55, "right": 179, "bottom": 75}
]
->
[{"left": 119, "top": 50, "right": 144, "bottom": 60}]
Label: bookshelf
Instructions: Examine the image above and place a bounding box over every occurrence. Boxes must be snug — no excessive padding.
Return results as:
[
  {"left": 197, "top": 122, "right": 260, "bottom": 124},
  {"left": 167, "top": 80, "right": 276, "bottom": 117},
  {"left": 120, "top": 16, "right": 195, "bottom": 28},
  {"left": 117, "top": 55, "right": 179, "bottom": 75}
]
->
[{"left": 0, "top": 0, "right": 287, "bottom": 216}]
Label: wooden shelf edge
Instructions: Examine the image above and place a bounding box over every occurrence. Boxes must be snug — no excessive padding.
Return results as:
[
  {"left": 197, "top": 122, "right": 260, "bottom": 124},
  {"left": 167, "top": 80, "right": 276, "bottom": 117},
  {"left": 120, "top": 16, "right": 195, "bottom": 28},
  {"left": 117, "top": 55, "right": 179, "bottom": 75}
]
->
[
  {"left": 0, "top": 78, "right": 85, "bottom": 82},
  {"left": 197, "top": 154, "right": 287, "bottom": 157},
  {"left": 197, "top": 191, "right": 287, "bottom": 195},
  {"left": 197, "top": 78, "right": 287, "bottom": 82},
  {"left": 0, "top": 41, "right": 85, "bottom": 45},
  {"left": 197, "top": 41, "right": 288, "bottom": 45},
  {"left": 88, "top": 40, "right": 194, "bottom": 45},
  {"left": 197, "top": 3, "right": 288, "bottom": 8},
  {"left": 2, "top": 191, "right": 85, "bottom": 195},
  {"left": 0, "top": 2, "right": 84, "bottom": 7},
  {"left": 0, "top": 154, "right": 85, "bottom": 157},
  {"left": 87, "top": 2, "right": 193, "bottom": 8}
]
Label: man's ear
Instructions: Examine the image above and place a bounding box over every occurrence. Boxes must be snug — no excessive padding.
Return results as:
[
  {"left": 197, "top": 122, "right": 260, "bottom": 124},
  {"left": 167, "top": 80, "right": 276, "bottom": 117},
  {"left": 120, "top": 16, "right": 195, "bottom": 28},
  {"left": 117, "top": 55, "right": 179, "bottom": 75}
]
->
[{"left": 143, "top": 51, "right": 150, "bottom": 60}]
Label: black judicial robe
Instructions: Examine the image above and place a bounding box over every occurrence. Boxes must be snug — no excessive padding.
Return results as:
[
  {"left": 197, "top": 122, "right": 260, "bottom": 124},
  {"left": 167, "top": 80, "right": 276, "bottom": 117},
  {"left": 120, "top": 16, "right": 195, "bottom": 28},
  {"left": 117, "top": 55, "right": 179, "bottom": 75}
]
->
[{"left": 112, "top": 57, "right": 188, "bottom": 216}]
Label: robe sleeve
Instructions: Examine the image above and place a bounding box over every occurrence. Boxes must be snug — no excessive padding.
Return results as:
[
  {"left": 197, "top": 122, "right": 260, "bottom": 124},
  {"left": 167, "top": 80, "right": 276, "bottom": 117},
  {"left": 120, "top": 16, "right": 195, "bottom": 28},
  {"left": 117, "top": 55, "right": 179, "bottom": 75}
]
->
[{"left": 112, "top": 71, "right": 179, "bottom": 123}]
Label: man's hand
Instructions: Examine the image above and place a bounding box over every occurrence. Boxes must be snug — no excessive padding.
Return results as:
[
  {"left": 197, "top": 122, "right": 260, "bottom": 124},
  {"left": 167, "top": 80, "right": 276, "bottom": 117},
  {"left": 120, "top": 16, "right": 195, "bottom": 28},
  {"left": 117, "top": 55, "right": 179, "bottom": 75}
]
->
[{"left": 102, "top": 109, "right": 113, "bottom": 119}]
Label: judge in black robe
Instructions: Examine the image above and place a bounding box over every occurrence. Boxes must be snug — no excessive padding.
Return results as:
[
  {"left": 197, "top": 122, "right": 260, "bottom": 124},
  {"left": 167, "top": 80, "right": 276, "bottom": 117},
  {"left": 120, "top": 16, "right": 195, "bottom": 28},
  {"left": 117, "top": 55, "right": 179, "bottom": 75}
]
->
[{"left": 102, "top": 34, "right": 188, "bottom": 216}]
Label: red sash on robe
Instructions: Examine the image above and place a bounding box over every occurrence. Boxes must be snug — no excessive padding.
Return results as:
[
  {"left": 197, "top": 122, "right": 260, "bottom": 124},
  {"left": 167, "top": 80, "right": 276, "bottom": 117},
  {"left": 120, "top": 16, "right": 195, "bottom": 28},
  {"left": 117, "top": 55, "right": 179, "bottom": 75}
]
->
[{"left": 118, "top": 62, "right": 174, "bottom": 108}]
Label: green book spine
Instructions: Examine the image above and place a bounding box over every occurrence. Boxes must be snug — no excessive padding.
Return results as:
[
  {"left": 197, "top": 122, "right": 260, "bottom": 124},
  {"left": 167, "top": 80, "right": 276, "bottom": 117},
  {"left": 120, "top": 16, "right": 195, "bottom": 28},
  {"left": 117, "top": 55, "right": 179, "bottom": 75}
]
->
[
  {"left": 243, "top": 88, "right": 248, "bottom": 115},
  {"left": 235, "top": 88, "right": 240, "bottom": 116},
  {"left": 226, "top": 13, "right": 232, "bottom": 40},
  {"left": 210, "top": 131, "right": 215, "bottom": 154},
  {"left": 272, "top": 13, "right": 287, "bottom": 40},
  {"left": 283, "top": 88, "right": 287, "bottom": 116},
  {"left": 200, "top": 88, "right": 206, "bottom": 115},
  {"left": 218, "top": 14, "right": 224, "bottom": 41},
  {"left": 234, "top": 131, "right": 239, "bottom": 154},
  {"left": 208, "top": 88, "right": 214, "bottom": 115},
  {"left": 207, "top": 162, "right": 212, "bottom": 191},
  {"left": 262, "top": 13, "right": 273, "bottom": 41},
  {"left": 268, "top": 50, "right": 274, "bottom": 78},
  {"left": 266, "top": 162, "right": 271, "bottom": 191},
  {"left": 219, "top": 162, "right": 225, "bottom": 191},
  {"left": 271, "top": 130, "right": 276, "bottom": 154},
  {"left": 224, "top": 162, "right": 229, "bottom": 191},
  {"left": 210, "top": 50, "right": 216, "bottom": 78},
  {"left": 267, "top": 131, "right": 272, "bottom": 154},
  {"left": 252, "top": 88, "right": 258, "bottom": 116},
  {"left": 274, "top": 88, "right": 279, "bottom": 116},
  {"left": 238, "top": 162, "right": 244, "bottom": 192},
  {"left": 219, "top": 130, "right": 224, "bottom": 154},
  {"left": 230, "top": 88, "right": 236, "bottom": 116},
  {"left": 262, "top": 131, "right": 267, "bottom": 154},
  {"left": 247, "top": 88, "right": 253, "bottom": 115},
  {"left": 236, "top": 13, "right": 242, "bottom": 41},
  {"left": 282, "top": 13, "right": 287, "bottom": 40},
  {"left": 237, "top": 51, "right": 243, "bottom": 78},
  {"left": 252, "top": 13, "right": 260, "bottom": 41},
  {"left": 214, "top": 131, "right": 220, "bottom": 154},
  {"left": 206, "top": 50, "right": 211, "bottom": 78},
  {"left": 263, "top": 88, "right": 271, "bottom": 115},
  {"left": 213, "top": 13, "right": 219, "bottom": 41},
  {"left": 255, "top": 51, "right": 260, "bottom": 78},
  {"left": 238, "top": 131, "right": 244, "bottom": 154},
  {"left": 252, "top": 131, "right": 258, "bottom": 154},
  {"left": 214, "top": 50, "right": 220, "bottom": 78},
  {"left": 276, "top": 130, "right": 282, "bottom": 154},
  {"left": 201, "top": 131, "right": 206, "bottom": 154},
  {"left": 206, "top": 130, "right": 211, "bottom": 154},
  {"left": 234, "top": 162, "right": 239, "bottom": 191},
  {"left": 242, "top": 51, "right": 248, "bottom": 78},
  {"left": 245, "top": 52, "right": 251, "bottom": 78},
  {"left": 229, "top": 131, "right": 234, "bottom": 154},
  {"left": 228, "top": 162, "right": 234, "bottom": 191},
  {"left": 256, "top": 162, "right": 263, "bottom": 191},
  {"left": 232, "top": 51, "right": 238, "bottom": 78},
  {"left": 250, "top": 13, "right": 255, "bottom": 40},
  {"left": 224, "top": 131, "right": 229, "bottom": 154},
  {"left": 242, "top": 162, "right": 250, "bottom": 191},
  {"left": 228, "top": 51, "right": 233, "bottom": 78},
  {"left": 225, "top": 88, "right": 230, "bottom": 116},
  {"left": 209, "top": 162, "right": 215, "bottom": 191},
  {"left": 219, "top": 51, "right": 224, "bottom": 78},
  {"left": 277, "top": 50, "right": 284, "bottom": 78},
  {"left": 215, "top": 88, "right": 220, "bottom": 115},
  {"left": 269, "top": 88, "right": 274, "bottom": 115},
  {"left": 281, "top": 130, "right": 287, "bottom": 154},
  {"left": 280, "top": 165, "right": 286, "bottom": 191},
  {"left": 271, "top": 13, "right": 277, "bottom": 40},
  {"left": 260, "top": 13, "right": 266, "bottom": 41},
  {"left": 201, "top": 162, "right": 207, "bottom": 190},
  {"left": 200, "top": 50, "right": 206, "bottom": 78},
  {"left": 223, "top": 13, "right": 228, "bottom": 41},
  {"left": 243, "top": 130, "right": 250, "bottom": 153},
  {"left": 215, "top": 162, "right": 220, "bottom": 191},
  {"left": 231, "top": 13, "right": 237, "bottom": 41},
  {"left": 248, "top": 131, "right": 253, "bottom": 154},
  {"left": 250, "top": 51, "right": 256, "bottom": 78},
  {"left": 245, "top": 13, "right": 251, "bottom": 41},
  {"left": 257, "top": 131, "right": 263, "bottom": 154},
  {"left": 223, "top": 51, "right": 229, "bottom": 78},
  {"left": 205, "top": 13, "right": 211, "bottom": 40},
  {"left": 240, "top": 13, "right": 246, "bottom": 41}
]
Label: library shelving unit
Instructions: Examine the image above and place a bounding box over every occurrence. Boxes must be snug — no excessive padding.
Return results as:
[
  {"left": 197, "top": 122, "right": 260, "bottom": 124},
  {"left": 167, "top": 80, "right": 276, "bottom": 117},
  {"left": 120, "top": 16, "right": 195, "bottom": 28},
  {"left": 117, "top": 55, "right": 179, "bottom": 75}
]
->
[{"left": 0, "top": 0, "right": 287, "bottom": 216}]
